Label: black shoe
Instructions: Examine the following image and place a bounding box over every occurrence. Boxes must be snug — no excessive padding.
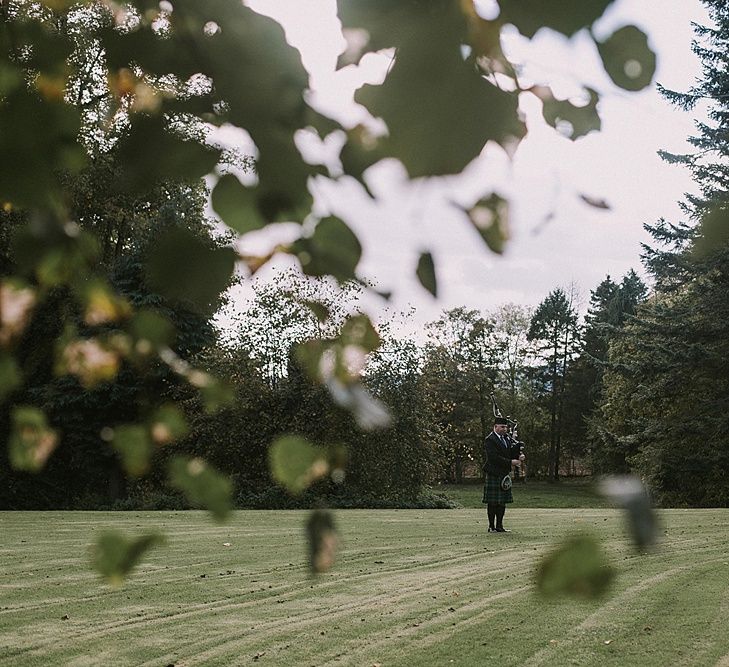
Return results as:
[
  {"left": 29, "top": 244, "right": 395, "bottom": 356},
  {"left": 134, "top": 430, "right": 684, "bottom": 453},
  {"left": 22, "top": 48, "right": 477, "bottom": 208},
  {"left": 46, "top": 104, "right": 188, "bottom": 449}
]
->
[
  {"left": 495, "top": 527, "right": 510, "bottom": 532},
  {"left": 488, "top": 527, "right": 496, "bottom": 533}
]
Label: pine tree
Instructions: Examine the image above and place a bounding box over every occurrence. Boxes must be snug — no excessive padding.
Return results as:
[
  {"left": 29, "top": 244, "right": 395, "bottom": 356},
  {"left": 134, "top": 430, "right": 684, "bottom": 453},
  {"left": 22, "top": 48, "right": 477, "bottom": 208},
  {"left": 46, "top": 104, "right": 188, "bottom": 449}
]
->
[
  {"left": 527, "top": 288, "right": 580, "bottom": 479},
  {"left": 595, "top": 1, "right": 729, "bottom": 503}
]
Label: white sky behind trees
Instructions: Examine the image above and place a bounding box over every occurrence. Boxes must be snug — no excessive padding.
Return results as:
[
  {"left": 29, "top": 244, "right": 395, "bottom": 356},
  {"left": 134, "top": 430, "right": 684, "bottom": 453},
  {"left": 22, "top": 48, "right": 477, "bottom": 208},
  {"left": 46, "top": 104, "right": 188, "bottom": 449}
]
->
[{"left": 218, "top": 0, "right": 710, "bottom": 335}]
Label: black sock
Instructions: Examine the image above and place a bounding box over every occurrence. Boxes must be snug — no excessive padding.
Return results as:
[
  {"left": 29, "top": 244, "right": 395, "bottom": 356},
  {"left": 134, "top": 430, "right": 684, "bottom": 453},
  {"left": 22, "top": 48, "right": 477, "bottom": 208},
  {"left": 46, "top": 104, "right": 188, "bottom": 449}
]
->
[
  {"left": 496, "top": 505, "right": 506, "bottom": 529},
  {"left": 487, "top": 504, "right": 496, "bottom": 529}
]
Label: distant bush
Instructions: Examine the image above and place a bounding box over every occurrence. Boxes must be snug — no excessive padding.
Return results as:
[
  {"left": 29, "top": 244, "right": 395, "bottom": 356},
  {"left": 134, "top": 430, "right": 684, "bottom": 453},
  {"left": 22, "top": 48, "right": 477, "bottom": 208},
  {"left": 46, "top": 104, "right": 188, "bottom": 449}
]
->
[{"left": 236, "top": 484, "right": 457, "bottom": 510}]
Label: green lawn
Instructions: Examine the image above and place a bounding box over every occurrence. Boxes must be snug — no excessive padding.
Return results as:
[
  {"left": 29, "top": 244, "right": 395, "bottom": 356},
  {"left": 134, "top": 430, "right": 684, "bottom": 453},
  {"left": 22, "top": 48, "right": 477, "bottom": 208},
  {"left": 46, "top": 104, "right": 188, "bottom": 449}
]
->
[
  {"left": 438, "top": 478, "right": 612, "bottom": 509},
  {"left": 2, "top": 506, "right": 729, "bottom": 666}
]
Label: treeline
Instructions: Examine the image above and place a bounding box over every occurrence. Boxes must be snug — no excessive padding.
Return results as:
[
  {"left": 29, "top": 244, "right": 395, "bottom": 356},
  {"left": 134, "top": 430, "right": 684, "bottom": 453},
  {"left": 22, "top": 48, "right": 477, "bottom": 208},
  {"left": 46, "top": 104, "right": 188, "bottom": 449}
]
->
[
  {"left": 3, "top": 178, "right": 728, "bottom": 510},
  {"left": 2, "top": 0, "right": 728, "bottom": 511},
  {"left": 2, "top": 187, "right": 727, "bottom": 509}
]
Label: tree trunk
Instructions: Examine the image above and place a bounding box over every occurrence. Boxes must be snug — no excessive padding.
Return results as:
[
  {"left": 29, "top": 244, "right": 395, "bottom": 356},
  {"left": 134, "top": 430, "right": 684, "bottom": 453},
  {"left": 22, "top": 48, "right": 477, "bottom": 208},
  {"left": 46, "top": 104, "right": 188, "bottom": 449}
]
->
[{"left": 454, "top": 458, "right": 464, "bottom": 485}]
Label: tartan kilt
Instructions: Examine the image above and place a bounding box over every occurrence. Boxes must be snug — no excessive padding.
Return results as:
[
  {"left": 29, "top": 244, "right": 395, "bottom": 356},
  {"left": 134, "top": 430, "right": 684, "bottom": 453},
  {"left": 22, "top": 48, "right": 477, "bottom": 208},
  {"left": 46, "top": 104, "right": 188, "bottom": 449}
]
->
[{"left": 482, "top": 474, "right": 514, "bottom": 504}]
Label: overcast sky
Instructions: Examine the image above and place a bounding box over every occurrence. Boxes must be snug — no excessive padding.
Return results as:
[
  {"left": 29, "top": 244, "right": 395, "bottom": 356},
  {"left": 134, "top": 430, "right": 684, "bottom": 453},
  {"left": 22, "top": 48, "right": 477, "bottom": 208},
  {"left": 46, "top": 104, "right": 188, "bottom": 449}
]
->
[{"left": 222, "top": 0, "right": 710, "bottom": 334}]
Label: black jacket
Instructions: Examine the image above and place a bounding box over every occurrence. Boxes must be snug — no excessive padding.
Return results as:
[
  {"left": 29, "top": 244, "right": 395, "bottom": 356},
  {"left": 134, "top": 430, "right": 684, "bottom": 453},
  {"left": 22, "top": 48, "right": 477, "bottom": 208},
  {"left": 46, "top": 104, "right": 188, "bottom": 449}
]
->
[{"left": 484, "top": 432, "right": 518, "bottom": 476}]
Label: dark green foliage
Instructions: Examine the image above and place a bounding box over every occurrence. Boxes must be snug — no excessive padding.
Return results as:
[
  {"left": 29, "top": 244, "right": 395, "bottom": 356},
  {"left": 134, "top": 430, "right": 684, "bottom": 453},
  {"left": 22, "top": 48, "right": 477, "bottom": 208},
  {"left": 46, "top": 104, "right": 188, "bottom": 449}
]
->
[
  {"left": 527, "top": 288, "right": 580, "bottom": 479},
  {"left": 595, "top": 249, "right": 729, "bottom": 505},
  {"left": 590, "top": 1, "right": 729, "bottom": 505},
  {"left": 0, "top": 159, "right": 231, "bottom": 509},
  {"left": 574, "top": 271, "right": 648, "bottom": 473},
  {"left": 420, "top": 308, "right": 502, "bottom": 483}
]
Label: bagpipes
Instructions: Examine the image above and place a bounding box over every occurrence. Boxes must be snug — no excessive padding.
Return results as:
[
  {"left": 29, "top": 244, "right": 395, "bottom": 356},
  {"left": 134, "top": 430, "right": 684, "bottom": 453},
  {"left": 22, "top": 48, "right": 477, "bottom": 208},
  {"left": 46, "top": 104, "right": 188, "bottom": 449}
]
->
[{"left": 491, "top": 393, "right": 526, "bottom": 482}]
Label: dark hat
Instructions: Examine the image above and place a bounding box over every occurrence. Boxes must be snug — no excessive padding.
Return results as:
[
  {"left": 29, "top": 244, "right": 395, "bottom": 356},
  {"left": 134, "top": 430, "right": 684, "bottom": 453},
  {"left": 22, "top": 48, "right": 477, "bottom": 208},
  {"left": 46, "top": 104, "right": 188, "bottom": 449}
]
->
[{"left": 494, "top": 417, "right": 509, "bottom": 425}]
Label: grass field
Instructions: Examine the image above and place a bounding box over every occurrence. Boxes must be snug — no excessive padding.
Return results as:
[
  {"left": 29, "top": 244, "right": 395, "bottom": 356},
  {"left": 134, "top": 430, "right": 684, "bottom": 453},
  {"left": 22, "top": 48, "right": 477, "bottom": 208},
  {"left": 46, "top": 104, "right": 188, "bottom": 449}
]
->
[
  {"left": 438, "top": 478, "right": 611, "bottom": 509},
  {"left": 2, "top": 494, "right": 729, "bottom": 666}
]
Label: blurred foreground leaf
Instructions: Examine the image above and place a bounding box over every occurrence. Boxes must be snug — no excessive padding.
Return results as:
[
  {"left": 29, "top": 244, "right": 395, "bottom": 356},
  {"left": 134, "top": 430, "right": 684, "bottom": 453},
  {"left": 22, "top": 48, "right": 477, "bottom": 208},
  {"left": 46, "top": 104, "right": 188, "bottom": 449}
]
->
[
  {"left": 0, "top": 354, "right": 22, "bottom": 401},
  {"left": 168, "top": 456, "right": 232, "bottom": 521},
  {"left": 0, "top": 279, "right": 37, "bottom": 347},
  {"left": 8, "top": 406, "right": 58, "bottom": 472},
  {"left": 464, "top": 194, "right": 510, "bottom": 254},
  {"left": 112, "top": 425, "right": 152, "bottom": 477},
  {"left": 597, "top": 25, "right": 656, "bottom": 91},
  {"left": 694, "top": 206, "right": 729, "bottom": 259},
  {"left": 536, "top": 87, "right": 601, "bottom": 140},
  {"left": 496, "top": 0, "right": 614, "bottom": 38},
  {"left": 536, "top": 534, "right": 615, "bottom": 598},
  {"left": 269, "top": 435, "right": 329, "bottom": 494},
  {"left": 149, "top": 404, "right": 189, "bottom": 445},
  {"left": 293, "top": 216, "right": 362, "bottom": 283},
  {"left": 599, "top": 475, "right": 658, "bottom": 551},
  {"left": 416, "top": 252, "right": 437, "bottom": 296},
  {"left": 114, "top": 116, "right": 220, "bottom": 193},
  {"left": 0, "top": 90, "right": 85, "bottom": 207},
  {"left": 145, "top": 228, "right": 236, "bottom": 315},
  {"left": 211, "top": 174, "right": 266, "bottom": 235},
  {"left": 91, "top": 531, "right": 163, "bottom": 587},
  {"left": 306, "top": 509, "right": 338, "bottom": 574}
]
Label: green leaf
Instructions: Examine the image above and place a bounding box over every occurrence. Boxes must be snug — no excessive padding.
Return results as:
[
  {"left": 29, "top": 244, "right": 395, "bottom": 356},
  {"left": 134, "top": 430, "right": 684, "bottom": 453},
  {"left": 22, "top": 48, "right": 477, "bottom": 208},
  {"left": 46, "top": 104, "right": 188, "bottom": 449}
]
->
[
  {"left": 0, "top": 354, "right": 22, "bottom": 402},
  {"left": 149, "top": 404, "right": 189, "bottom": 445},
  {"left": 168, "top": 456, "right": 233, "bottom": 521},
  {"left": 536, "top": 534, "right": 615, "bottom": 598},
  {"left": 56, "top": 336, "right": 123, "bottom": 388},
  {"left": 496, "top": 0, "right": 615, "bottom": 38},
  {"left": 114, "top": 115, "right": 220, "bottom": 193},
  {"left": 340, "top": 1, "right": 523, "bottom": 176},
  {"left": 211, "top": 174, "right": 266, "bottom": 234},
  {"left": 269, "top": 435, "right": 329, "bottom": 495},
  {"left": 538, "top": 87, "right": 601, "bottom": 140},
  {"left": 128, "top": 309, "right": 176, "bottom": 349},
  {"left": 112, "top": 425, "right": 152, "bottom": 477},
  {"left": 101, "top": 23, "right": 200, "bottom": 79},
  {"left": 17, "top": 20, "right": 73, "bottom": 75},
  {"left": 0, "top": 279, "right": 37, "bottom": 347},
  {"left": 336, "top": 0, "right": 425, "bottom": 65},
  {"left": 199, "top": 3, "right": 314, "bottom": 221},
  {"left": 11, "top": 222, "right": 99, "bottom": 287},
  {"left": 464, "top": 193, "right": 510, "bottom": 254},
  {"left": 597, "top": 25, "right": 656, "bottom": 91},
  {"left": 356, "top": 40, "right": 523, "bottom": 177},
  {"left": 416, "top": 252, "right": 437, "bottom": 296},
  {"left": 0, "top": 63, "right": 23, "bottom": 96},
  {"left": 340, "top": 314, "right": 380, "bottom": 352},
  {"left": 339, "top": 126, "right": 385, "bottom": 196},
  {"left": 293, "top": 216, "right": 362, "bottom": 283},
  {"left": 91, "top": 531, "right": 163, "bottom": 587},
  {"left": 81, "top": 279, "right": 132, "bottom": 326},
  {"left": 306, "top": 509, "right": 338, "bottom": 574},
  {"left": 0, "top": 90, "right": 85, "bottom": 206},
  {"left": 8, "top": 406, "right": 58, "bottom": 472},
  {"left": 145, "top": 228, "right": 236, "bottom": 315},
  {"left": 199, "top": 376, "right": 235, "bottom": 413}
]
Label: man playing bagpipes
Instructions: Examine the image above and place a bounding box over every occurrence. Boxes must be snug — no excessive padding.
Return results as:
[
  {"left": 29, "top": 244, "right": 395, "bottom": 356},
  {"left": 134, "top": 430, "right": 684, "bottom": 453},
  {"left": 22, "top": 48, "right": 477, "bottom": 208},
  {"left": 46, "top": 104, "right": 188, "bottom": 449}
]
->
[{"left": 483, "top": 399, "right": 526, "bottom": 532}]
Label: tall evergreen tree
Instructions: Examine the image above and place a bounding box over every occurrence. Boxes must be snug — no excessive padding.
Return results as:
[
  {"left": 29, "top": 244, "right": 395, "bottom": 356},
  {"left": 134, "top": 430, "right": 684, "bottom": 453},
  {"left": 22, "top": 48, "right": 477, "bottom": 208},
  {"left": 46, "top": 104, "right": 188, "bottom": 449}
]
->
[
  {"left": 579, "top": 271, "right": 648, "bottom": 473},
  {"left": 527, "top": 288, "right": 580, "bottom": 479},
  {"left": 595, "top": 1, "right": 729, "bottom": 503}
]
